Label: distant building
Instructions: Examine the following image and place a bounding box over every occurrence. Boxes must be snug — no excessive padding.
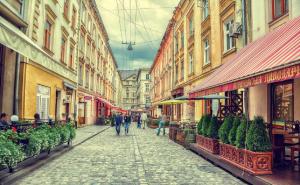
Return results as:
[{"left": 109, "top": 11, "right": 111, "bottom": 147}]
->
[
  {"left": 136, "top": 68, "right": 151, "bottom": 109},
  {"left": 119, "top": 70, "right": 139, "bottom": 110}
]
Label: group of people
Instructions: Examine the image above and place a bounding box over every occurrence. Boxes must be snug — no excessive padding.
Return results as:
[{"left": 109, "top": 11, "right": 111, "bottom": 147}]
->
[
  {"left": 114, "top": 112, "right": 132, "bottom": 136},
  {"left": 137, "top": 112, "right": 148, "bottom": 129}
]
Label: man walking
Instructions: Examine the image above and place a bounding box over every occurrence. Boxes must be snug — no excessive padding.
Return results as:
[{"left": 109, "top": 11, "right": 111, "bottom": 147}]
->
[
  {"left": 124, "top": 113, "right": 131, "bottom": 135},
  {"left": 141, "top": 112, "right": 148, "bottom": 129},
  {"left": 115, "top": 113, "right": 123, "bottom": 136},
  {"left": 157, "top": 114, "right": 167, "bottom": 136}
]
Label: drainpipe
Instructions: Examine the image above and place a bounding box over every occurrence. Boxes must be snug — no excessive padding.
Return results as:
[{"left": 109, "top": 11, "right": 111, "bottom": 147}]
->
[{"left": 13, "top": 53, "right": 20, "bottom": 115}]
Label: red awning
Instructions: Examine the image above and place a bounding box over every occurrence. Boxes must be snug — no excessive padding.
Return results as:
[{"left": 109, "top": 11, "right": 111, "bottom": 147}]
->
[
  {"left": 190, "top": 16, "right": 300, "bottom": 97},
  {"left": 96, "top": 97, "right": 113, "bottom": 107}
]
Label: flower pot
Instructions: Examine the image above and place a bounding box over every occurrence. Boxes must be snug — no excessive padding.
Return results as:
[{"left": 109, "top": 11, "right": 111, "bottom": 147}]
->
[
  {"left": 219, "top": 143, "right": 272, "bottom": 175},
  {"left": 196, "top": 134, "right": 219, "bottom": 154}
]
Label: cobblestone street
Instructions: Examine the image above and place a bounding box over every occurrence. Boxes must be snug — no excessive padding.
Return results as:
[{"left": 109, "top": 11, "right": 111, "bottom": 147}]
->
[{"left": 15, "top": 125, "right": 246, "bottom": 185}]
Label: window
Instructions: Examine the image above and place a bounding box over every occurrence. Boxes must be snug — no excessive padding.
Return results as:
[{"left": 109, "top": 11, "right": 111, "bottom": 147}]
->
[
  {"left": 91, "top": 72, "right": 94, "bottom": 90},
  {"left": 203, "top": 0, "right": 209, "bottom": 20},
  {"left": 71, "top": 7, "right": 77, "bottom": 28},
  {"left": 189, "top": 16, "right": 194, "bottom": 37},
  {"left": 224, "top": 18, "right": 234, "bottom": 52},
  {"left": 203, "top": 39, "right": 210, "bottom": 65},
  {"left": 63, "top": 0, "right": 69, "bottom": 19},
  {"left": 87, "top": 40, "right": 91, "bottom": 59},
  {"left": 180, "top": 30, "right": 184, "bottom": 49},
  {"left": 85, "top": 69, "right": 89, "bottom": 88},
  {"left": 126, "top": 92, "right": 129, "bottom": 97},
  {"left": 44, "top": 20, "right": 52, "bottom": 50},
  {"left": 189, "top": 51, "right": 194, "bottom": 74},
  {"left": 272, "top": 82, "right": 293, "bottom": 123},
  {"left": 181, "top": 60, "right": 184, "bottom": 80},
  {"left": 79, "top": 64, "right": 83, "bottom": 85},
  {"left": 175, "top": 35, "right": 178, "bottom": 53},
  {"left": 36, "top": 85, "right": 50, "bottom": 120},
  {"left": 69, "top": 45, "right": 74, "bottom": 68},
  {"left": 80, "top": 34, "right": 85, "bottom": 52},
  {"left": 60, "top": 37, "right": 66, "bottom": 63},
  {"left": 146, "top": 84, "right": 150, "bottom": 92},
  {"left": 81, "top": 3, "right": 86, "bottom": 23},
  {"left": 146, "top": 74, "right": 150, "bottom": 80},
  {"left": 272, "top": 0, "right": 289, "bottom": 20}
]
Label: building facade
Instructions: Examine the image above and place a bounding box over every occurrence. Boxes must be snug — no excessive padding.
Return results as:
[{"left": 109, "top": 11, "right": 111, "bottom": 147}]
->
[
  {"left": 119, "top": 70, "right": 139, "bottom": 110},
  {"left": 0, "top": 0, "right": 121, "bottom": 125},
  {"left": 136, "top": 68, "right": 151, "bottom": 109}
]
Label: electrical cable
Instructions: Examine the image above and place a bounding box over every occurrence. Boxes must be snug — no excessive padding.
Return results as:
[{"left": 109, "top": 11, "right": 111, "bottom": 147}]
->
[{"left": 115, "top": 0, "right": 124, "bottom": 43}]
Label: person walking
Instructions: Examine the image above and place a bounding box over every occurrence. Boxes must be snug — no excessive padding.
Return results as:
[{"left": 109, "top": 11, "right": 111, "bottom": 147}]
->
[
  {"left": 141, "top": 112, "right": 148, "bottom": 129},
  {"left": 137, "top": 113, "right": 141, "bottom": 128},
  {"left": 115, "top": 113, "right": 123, "bottom": 136},
  {"left": 157, "top": 114, "right": 167, "bottom": 136},
  {"left": 124, "top": 113, "right": 131, "bottom": 135}
]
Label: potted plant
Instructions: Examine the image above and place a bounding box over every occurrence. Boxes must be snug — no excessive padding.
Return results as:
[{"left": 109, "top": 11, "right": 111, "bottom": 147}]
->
[{"left": 195, "top": 115, "right": 220, "bottom": 154}]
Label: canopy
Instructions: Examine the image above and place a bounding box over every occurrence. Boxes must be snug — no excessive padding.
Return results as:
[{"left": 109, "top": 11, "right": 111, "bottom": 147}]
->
[
  {"left": 158, "top": 99, "right": 187, "bottom": 105},
  {"left": 200, "top": 95, "right": 229, "bottom": 99},
  {"left": 190, "top": 16, "right": 300, "bottom": 97},
  {"left": 175, "top": 95, "right": 227, "bottom": 100}
]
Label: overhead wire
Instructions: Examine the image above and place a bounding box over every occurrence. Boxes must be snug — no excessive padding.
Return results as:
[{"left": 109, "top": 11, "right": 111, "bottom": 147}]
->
[{"left": 115, "top": 0, "right": 124, "bottom": 43}]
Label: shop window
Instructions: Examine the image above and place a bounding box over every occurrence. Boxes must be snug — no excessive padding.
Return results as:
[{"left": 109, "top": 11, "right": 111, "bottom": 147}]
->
[
  {"left": 37, "top": 85, "right": 50, "bottom": 120},
  {"left": 272, "top": 0, "right": 289, "bottom": 20},
  {"left": 272, "top": 81, "right": 293, "bottom": 123},
  {"left": 224, "top": 18, "right": 235, "bottom": 52},
  {"left": 203, "top": 38, "right": 210, "bottom": 65}
]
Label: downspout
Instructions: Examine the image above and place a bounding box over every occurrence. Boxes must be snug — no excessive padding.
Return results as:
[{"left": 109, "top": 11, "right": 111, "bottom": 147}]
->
[{"left": 13, "top": 53, "right": 20, "bottom": 115}]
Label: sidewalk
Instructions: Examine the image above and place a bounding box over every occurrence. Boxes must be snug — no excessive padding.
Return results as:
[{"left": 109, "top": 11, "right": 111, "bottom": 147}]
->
[{"left": 73, "top": 125, "right": 110, "bottom": 145}]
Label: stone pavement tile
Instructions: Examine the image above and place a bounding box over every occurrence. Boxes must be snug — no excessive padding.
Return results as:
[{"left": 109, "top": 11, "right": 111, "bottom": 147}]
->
[{"left": 15, "top": 124, "right": 246, "bottom": 185}]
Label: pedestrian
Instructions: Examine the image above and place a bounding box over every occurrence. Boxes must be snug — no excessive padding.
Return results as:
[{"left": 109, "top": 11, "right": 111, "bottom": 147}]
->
[
  {"left": 33, "top": 113, "right": 41, "bottom": 128},
  {"left": 157, "top": 114, "right": 167, "bottom": 136},
  {"left": 115, "top": 113, "right": 123, "bottom": 136},
  {"left": 137, "top": 113, "right": 141, "bottom": 128},
  {"left": 141, "top": 112, "right": 148, "bottom": 129},
  {"left": 124, "top": 113, "right": 131, "bottom": 135},
  {"left": 0, "top": 113, "right": 10, "bottom": 130}
]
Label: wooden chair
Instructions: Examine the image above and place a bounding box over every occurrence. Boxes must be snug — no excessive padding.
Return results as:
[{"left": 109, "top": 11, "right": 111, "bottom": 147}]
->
[{"left": 291, "top": 145, "right": 300, "bottom": 170}]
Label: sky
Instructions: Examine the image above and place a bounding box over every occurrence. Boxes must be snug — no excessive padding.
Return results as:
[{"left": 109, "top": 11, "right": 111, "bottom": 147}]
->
[{"left": 96, "top": 0, "right": 179, "bottom": 70}]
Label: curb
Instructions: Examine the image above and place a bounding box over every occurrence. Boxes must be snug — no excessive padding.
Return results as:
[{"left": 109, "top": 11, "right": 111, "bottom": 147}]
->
[{"left": 0, "top": 126, "right": 111, "bottom": 185}]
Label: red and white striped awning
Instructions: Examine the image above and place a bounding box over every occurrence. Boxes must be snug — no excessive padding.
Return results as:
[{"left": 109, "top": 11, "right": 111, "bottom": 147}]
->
[{"left": 190, "top": 16, "right": 300, "bottom": 97}]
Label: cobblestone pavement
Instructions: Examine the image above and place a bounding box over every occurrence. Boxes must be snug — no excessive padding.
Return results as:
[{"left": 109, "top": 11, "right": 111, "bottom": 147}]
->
[
  {"left": 72, "top": 125, "right": 110, "bottom": 145},
  {"left": 15, "top": 124, "right": 246, "bottom": 185}
]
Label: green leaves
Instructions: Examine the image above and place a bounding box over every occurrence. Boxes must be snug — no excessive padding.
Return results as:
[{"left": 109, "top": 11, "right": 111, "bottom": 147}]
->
[
  {"left": 207, "top": 116, "right": 219, "bottom": 139},
  {"left": 201, "top": 115, "right": 211, "bottom": 137},
  {"left": 245, "top": 116, "right": 271, "bottom": 152},
  {"left": 235, "top": 118, "right": 248, "bottom": 148},
  {"left": 218, "top": 116, "right": 234, "bottom": 144},
  {"left": 229, "top": 117, "right": 241, "bottom": 145}
]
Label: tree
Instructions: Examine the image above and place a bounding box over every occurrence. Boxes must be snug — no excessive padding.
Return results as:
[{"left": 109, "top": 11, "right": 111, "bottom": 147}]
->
[
  {"left": 218, "top": 116, "right": 234, "bottom": 144},
  {"left": 201, "top": 115, "right": 211, "bottom": 137},
  {"left": 207, "top": 116, "right": 219, "bottom": 139},
  {"left": 197, "top": 116, "right": 203, "bottom": 135},
  {"left": 246, "top": 116, "right": 271, "bottom": 152},
  {"left": 235, "top": 117, "right": 248, "bottom": 148},
  {"left": 229, "top": 117, "right": 241, "bottom": 145}
]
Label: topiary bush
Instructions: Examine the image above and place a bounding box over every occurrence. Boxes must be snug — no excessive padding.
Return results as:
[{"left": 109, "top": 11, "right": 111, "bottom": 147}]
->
[
  {"left": 229, "top": 117, "right": 241, "bottom": 145},
  {"left": 201, "top": 115, "right": 211, "bottom": 137},
  {"left": 218, "top": 116, "right": 234, "bottom": 144},
  {"left": 59, "top": 126, "right": 71, "bottom": 144},
  {"left": 235, "top": 118, "right": 248, "bottom": 148},
  {"left": 207, "top": 116, "right": 219, "bottom": 139},
  {"left": 245, "top": 116, "right": 272, "bottom": 152},
  {"left": 197, "top": 116, "right": 204, "bottom": 135}
]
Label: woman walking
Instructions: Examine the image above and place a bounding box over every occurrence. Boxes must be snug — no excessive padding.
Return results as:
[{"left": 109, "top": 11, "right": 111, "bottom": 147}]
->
[
  {"left": 157, "top": 114, "right": 167, "bottom": 136},
  {"left": 124, "top": 113, "right": 131, "bottom": 135}
]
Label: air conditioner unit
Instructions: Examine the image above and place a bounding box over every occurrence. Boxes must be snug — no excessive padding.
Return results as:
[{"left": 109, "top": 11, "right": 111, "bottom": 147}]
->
[{"left": 229, "top": 22, "right": 242, "bottom": 38}]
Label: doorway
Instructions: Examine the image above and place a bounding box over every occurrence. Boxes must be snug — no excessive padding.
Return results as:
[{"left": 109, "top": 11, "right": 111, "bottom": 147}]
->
[{"left": 55, "top": 90, "right": 61, "bottom": 121}]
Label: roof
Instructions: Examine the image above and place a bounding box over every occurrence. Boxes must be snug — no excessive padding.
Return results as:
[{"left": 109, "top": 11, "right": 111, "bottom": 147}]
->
[
  {"left": 119, "top": 70, "right": 139, "bottom": 80},
  {"left": 190, "top": 16, "right": 300, "bottom": 96}
]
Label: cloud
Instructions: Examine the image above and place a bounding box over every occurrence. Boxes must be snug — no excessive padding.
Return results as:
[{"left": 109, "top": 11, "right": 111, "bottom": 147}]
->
[{"left": 96, "top": 0, "right": 179, "bottom": 70}]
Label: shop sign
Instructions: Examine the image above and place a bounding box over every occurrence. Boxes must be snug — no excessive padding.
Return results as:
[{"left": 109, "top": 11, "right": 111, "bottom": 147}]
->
[
  {"left": 191, "top": 64, "right": 300, "bottom": 97},
  {"left": 84, "top": 96, "right": 92, "bottom": 100}
]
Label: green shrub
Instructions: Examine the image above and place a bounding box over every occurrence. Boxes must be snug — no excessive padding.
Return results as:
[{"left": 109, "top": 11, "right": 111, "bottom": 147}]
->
[
  {"left": 26, "top": 132, "right": 42, "bottom": 157},
  {"left": 0, "top": 138, "right": 24, "bottom": 168},
  {"left": 197, "top": 117, "right": 204, "bottom": 135},
  {"left": 229, "top": 117, "right": 241, "bottom": 145},
  {"left": 235, "top": 118, "right": 248, "bottom": 148},
  {"left": 246, "top": 116, "right": 271, "bottom": 152},
  {"left": 201, "top": 115, "right": 211, "bottom": 137},
  {"left": 207, "top": 116, "right": 219, "bottom": 139},
  {"left": 66, "top": 123, "right": 76, "bottom": 140},
  {"left": 218, "top": 116, "right": 234, "bottom": 144}
]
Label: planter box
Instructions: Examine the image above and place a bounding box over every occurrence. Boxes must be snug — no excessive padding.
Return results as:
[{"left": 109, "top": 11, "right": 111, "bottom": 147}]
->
[
  {"left": 219, "top": 143, "right": 272, "bottom": 175},
  {"left": 176, "top": 129, "right": 185, "bottom": 145},
  {"left": 196, "top": 135, "right": 219, "bottom": 154},
  {"left": 169, "top": 125, "right": 179, "bottom": 141}
]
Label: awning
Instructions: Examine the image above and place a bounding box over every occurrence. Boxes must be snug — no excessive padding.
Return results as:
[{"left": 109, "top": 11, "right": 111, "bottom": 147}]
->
[
  {"left": 63, "top": 81, "right": 77, "bottom": 90},
  {"left": 96, "top": 97, "right": 113, "bottom": 107},
  {"left": 0, "top": 17, "right": 77, "bottom": 82},
  {"left": 158, "top": 99, "right": 187, "bottom": 105},
  {"left": 190, "top": 16, "right": 300, "bottom": 97}
]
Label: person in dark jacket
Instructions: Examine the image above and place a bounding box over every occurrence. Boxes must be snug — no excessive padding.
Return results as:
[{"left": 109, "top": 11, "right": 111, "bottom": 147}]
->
[
  {"left": 124, "top": 113, "right": 131, "bottom": 135},
  {"left": 115, "top": 113, "right": 123, "bottom": 136},
  {"left": 0, "top": 113, "right": 10, "bottom": 130},
  {"left": 137, "top": 113, "right": 141, "bottom": 128}
]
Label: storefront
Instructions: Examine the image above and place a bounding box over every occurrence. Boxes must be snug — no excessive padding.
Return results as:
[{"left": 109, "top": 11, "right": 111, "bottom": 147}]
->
[
  {"left": 189, "top": 16, "right": 300, "bottom": 177},
  {"left": 171, "top": 87, "right": 184, "bottom": 121},
  {"left": 96, "top": 97, "right": 112, "bottom": 118}
]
